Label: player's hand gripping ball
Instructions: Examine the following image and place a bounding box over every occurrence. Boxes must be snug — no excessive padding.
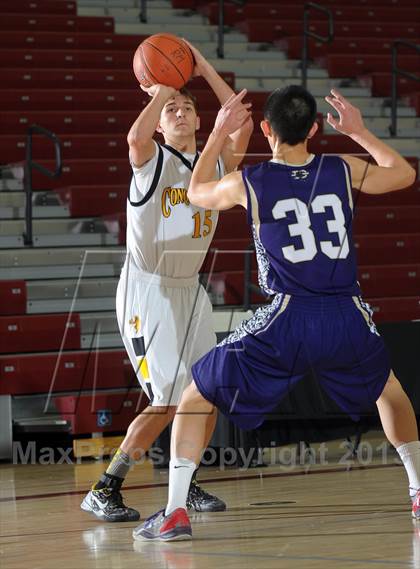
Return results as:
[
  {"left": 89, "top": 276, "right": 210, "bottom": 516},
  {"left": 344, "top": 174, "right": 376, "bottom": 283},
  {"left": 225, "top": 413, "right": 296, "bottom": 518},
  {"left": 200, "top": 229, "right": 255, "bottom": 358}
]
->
[{"left": 133, "top": 33, "right": 194, "bottom": 90}]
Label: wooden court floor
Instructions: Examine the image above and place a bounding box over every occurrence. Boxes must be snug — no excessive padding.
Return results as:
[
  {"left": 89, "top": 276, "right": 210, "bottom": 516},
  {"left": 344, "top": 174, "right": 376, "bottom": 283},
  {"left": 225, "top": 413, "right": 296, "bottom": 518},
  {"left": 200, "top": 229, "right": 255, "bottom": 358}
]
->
[{"left": 1, "top": 434, "right": 419, "bottom": 569}]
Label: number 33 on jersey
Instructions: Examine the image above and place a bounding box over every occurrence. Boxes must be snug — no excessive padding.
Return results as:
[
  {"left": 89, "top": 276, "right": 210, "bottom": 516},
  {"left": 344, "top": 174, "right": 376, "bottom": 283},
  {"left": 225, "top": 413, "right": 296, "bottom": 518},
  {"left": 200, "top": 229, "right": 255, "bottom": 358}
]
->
[{"left": 243, "top": 154, "right": 361, "bottom": 296}]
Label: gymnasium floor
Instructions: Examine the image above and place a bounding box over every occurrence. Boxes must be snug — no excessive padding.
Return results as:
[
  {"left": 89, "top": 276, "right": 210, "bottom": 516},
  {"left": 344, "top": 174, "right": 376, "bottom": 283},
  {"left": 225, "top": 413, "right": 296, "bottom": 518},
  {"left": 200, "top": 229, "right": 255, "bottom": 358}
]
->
[{"left": 1, "top": 435, "right": 419, "bottom": 569}]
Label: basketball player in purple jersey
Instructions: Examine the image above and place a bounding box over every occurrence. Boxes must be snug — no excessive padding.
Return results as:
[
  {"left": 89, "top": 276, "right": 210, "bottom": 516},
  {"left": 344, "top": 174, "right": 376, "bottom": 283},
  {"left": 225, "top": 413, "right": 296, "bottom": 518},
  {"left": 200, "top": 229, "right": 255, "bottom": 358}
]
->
[{"left": 133, "top": 86, "right": 420, "bottom": 541}]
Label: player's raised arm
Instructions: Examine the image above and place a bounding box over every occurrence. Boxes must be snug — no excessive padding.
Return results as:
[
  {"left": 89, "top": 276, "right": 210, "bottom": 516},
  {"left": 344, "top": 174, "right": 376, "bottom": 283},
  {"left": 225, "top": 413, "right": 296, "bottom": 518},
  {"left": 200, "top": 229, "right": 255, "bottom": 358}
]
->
[
  {"left": 185, "top": 40, "right": 254, "bottom": 172},
  {"left": 325, "top": 89, "right": 416, "bottom": 194},
  {"left": 127, "top": 84, "right": 177, "bottom": 168},
  {"left": 188, "top": 91, "right": 250, "bottom": 210}
]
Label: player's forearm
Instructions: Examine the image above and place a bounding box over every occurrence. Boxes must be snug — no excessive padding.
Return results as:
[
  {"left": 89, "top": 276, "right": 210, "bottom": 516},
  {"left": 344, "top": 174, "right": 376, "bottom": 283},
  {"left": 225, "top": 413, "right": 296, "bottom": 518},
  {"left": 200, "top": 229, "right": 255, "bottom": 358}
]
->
[
  {"left": 351, "top": 128, "right": 413, "bottom": 171},
  {"left": 189, "top": 130, "right": 226, "bottom": 195},
  {"left": 201, "top": 63, "right": 235, "bottom": 106},
  {"left": 127, "top": 89, "right": 167, "bottom": 146}
]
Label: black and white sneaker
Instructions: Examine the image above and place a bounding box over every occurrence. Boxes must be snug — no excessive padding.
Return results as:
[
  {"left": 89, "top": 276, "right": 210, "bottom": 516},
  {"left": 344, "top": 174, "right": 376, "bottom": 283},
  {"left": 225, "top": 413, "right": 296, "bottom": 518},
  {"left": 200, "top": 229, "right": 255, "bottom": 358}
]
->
[
  {"left": 186, "top": 480, "right": 226, "bottom": 512},
  {"left": 81, "top": 487, "right": 140, "bottom": 522}
]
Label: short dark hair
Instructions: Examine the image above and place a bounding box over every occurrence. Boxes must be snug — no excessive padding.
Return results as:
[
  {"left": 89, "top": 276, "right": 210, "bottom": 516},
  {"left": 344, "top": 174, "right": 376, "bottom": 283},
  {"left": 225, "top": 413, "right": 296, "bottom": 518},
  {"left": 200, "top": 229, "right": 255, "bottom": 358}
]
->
[
  {"left": 179, "top": 87, "right": 199, "bottom": 113},
  {"left": 263, "top": 85, "right": 317, "bottom": 145}
]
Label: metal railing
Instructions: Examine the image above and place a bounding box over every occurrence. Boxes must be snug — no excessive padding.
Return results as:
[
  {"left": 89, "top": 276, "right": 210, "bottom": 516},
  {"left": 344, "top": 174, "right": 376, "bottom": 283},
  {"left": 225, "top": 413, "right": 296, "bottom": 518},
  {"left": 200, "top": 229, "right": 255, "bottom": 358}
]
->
[
  {"left": 390, "top": 40, "right": 420, "bottom": 137},
  {"left": 302, "top": 2, "right": 334, "bottom": 90},
  {"left": 24, "top": 125, "right": 62, "bottom": 246},
  {"left": 139, "top": 0, "right": 147, "bottom": 23},
  {"left": 217, "top": 0, "right": 245, "bottom": 59}
]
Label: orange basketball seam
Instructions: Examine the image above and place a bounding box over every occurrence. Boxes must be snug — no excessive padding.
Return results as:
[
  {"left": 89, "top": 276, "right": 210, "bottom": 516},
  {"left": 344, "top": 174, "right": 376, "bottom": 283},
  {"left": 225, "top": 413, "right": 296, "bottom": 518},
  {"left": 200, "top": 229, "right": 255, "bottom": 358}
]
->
[
  {"left": 137, "top": 44, "right": 160, "bottom": 86},
  {"left": 143, "top": 40, "right": 188, "bottom": 85},
  {"left": 150, "top": 33, "right": 193, "bottom": 63},
  {"left": 149, "top": 34, "right": 194, "bottom": 69},
  {"left": 181, "top": 39, "right": 194, "bottom": 69}
]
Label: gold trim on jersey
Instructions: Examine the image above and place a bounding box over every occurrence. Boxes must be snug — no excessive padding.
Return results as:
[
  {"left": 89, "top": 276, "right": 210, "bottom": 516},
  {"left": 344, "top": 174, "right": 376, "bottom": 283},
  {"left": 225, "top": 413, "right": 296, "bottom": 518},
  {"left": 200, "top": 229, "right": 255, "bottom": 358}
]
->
[
  {"left": 138, "top": 357, "right": 150, "bottom": 379},
  {"left": 245, "top": 176, "right": 262, "bottom": 239},
  {"left": 129, "top": 315, "right": 141, "bottom": 334},
  {"left": 161, "top": 186, "right": 190, "bottom": 218}
]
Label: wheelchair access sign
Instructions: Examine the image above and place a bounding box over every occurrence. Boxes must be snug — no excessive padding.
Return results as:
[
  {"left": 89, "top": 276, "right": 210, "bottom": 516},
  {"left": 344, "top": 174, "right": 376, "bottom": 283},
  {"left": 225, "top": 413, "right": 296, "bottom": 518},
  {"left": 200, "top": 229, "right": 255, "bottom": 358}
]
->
[{"left": 97, "top": 409, "right": 112, "bottom": 428}]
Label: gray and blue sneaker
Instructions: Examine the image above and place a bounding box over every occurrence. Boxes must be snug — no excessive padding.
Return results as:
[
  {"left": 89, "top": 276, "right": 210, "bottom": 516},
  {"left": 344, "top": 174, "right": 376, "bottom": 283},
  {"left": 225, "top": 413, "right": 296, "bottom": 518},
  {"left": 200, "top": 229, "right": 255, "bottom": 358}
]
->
[{"left": 132, "top": 508, "right": 192, "bottom": 542}]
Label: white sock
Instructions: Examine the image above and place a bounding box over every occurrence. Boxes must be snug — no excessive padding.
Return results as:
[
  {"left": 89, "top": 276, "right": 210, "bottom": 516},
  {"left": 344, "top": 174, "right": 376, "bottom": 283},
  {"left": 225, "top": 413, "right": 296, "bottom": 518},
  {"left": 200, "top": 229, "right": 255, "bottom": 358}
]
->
[
  {"left": 165, "top": 457, "right": 197, "bottom": 516},
  {"left": 396, "top": 441, "right": 420, "bottom": 500}
]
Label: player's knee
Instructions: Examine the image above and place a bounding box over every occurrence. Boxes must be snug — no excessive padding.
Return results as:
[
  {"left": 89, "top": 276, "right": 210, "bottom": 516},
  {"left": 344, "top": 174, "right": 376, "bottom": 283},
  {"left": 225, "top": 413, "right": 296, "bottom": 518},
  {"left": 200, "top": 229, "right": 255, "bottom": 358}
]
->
[{"left": 180, "top": 380, "right": 210, "bottom": 409}]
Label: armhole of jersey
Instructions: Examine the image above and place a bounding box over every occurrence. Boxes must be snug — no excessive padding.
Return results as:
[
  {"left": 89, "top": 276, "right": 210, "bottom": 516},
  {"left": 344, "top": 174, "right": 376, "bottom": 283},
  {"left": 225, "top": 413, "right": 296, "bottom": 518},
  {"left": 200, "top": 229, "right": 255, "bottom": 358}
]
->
[
  {"left": 128, "top": 143, "right": 164, "bottom": 207},
  {"left": 241, "top": 169, "right": 253, "bottom": 225}
]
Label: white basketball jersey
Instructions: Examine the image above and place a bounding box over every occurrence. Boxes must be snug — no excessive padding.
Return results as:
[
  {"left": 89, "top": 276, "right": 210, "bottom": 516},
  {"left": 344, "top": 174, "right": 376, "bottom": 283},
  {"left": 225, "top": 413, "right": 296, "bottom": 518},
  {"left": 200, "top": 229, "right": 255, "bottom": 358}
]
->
[{"left": 126, "top": 141, "right": 224, "bottom": 278}]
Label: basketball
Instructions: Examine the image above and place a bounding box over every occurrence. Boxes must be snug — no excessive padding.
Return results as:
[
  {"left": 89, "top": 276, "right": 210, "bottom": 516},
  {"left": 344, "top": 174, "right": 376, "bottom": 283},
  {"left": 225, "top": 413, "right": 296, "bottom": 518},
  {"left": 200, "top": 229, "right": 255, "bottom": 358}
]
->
[{"left": 133, "top": 33, "right": 194, "bottom": 90}]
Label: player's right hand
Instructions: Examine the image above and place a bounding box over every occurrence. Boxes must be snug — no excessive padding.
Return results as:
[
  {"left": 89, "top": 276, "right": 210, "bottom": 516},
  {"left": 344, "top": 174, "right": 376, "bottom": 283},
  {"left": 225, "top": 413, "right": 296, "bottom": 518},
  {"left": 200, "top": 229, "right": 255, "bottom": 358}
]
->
[
  {"left": 140, "top": 84, "right": 178, "bottom": 99},
  {"left": 325, "top": 89, "right": 366, "bottom": 137},
  {"left": 213, "top": 89, "right": 252, "bottom": 136}
]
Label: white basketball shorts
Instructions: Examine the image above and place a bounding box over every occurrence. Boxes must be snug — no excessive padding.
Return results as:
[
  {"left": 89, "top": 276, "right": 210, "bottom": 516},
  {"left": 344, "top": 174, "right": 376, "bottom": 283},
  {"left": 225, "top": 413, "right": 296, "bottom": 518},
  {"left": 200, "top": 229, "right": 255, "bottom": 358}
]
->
[{"left": 116, "top": 258, "right": 216, "bottom": 406}]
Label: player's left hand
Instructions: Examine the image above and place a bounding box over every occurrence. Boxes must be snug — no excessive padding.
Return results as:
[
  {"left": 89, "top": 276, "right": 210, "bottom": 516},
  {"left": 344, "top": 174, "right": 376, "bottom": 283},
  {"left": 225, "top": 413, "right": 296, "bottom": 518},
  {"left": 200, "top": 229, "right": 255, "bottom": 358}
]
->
[
  {"left": 182, "top": 39, "right": 211, "bottom": 78},
  {"left": 325, "top": 89, "right": 365, "bottom": 137},
  {"left": 213, "top": 89, "right": 252, "bottom": 136}
]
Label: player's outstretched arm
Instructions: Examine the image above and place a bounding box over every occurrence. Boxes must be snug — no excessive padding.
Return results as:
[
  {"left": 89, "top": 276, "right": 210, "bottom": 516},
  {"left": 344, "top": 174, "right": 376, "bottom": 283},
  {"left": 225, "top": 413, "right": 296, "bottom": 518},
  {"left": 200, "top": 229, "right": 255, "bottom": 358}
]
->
[
  {"left": 188, "top": 91, "right": 250, "bottom": 210},
  {"left": 325, "top": 89, "right": 416, "bottom": 194},
  {"left": 185, "top": 40, "right": 254, "bottom": 173},
  {"left": 127, "top": 84, "right": 176, "bottom": 168}
]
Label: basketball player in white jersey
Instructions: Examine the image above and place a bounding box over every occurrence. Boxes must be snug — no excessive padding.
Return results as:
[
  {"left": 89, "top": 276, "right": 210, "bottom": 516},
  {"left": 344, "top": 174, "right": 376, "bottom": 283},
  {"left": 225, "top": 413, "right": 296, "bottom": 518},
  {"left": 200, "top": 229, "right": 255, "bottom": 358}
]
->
[{"left": 81, "top": 42, "right": 253, "bottom": 521}]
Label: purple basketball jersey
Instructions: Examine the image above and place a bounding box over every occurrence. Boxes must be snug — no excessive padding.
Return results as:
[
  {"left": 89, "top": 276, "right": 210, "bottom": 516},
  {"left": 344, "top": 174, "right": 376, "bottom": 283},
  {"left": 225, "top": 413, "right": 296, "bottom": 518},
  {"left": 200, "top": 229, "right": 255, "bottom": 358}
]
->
[{"left": 242, "top": 155, "right": 360, "bottom": 296}]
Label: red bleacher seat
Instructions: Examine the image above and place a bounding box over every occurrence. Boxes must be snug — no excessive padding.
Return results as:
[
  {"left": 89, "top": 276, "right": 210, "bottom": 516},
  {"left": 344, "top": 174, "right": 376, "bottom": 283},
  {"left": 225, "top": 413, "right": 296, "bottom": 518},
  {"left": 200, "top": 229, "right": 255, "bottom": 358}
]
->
[
  {"left": 206, "top": 4, "right": 420, "bottom": 27},
  {"left": 325, "top": 54, "right": 420, "bottom": 78},
  {"left": 31, "top": 159, "right": 130, "bottom": 189},
  {"left": 368, "top": 297, "right": 420, "bottom": 322},
  {"left": 366, "top": 73, "right": 420, "bottom": 97},
  {"left": 282, "top": 37, "right": 397, "bottom": 60},
  {"left": 208, "top": 266, "right": 420, "bottom": 320},
  {"left": 172, "top": 0, "right": 195, "bottom": 8},
  {"left": 0, "top": 89, "right": 147, "bottom": 112},
  {"left": 242, "top": 20, "right": 420, "bottom": 43},
  {"left": 308, "top": 135, "right": 366, "bottom": 156},
  {"left": 0, "top": 69, "right": 234, "bottom": 91},
  {"left": 0, "top": 313, "right": 80, "bottom": 354},
  {"left": 354, "top": 206, "right": 420, "bottom": 234},
  {"left": 206, "top": 236, "right": 418, "bottom": 277},
  {"left": 0, "top": 134, "right": 128, "bottom": 163},
  {"left": 0, "top": 31, "right": 143, "bottom": 51},
  {"left": 0, "top": 49, "right": 132, "bottom": 70},
  {"left": 359, "top": 264, "right": 420, "bottom": 297},
  {"left": 241, "top": 0, "right": 419, "bottom": 4},
  {"left": 54, "top": 391, "right": 147, "bottom": 434},
  {"left": 202, "top": 238, "right": 257, "bottom": 273},
  {"left": 0, "top": 281, "right": 27, "bottom": 316},
  {"left": 354, "top": 234, "right": 420, "bottom": 265},
  {"left": 0, "top": 109, "right": 247, "bottom": 136},
  {"left": 0, "top": 1, "right": 76, "bottom": 14},
  {"left": 214, "top": 205, "right": 420, "bottom": 242},
  {"left": 215, "top": 208, "right": 249, "bottom": 240},
  {"left": 220, "top": 270, "right": 420, "bottom": 323},
  {"left": 0, "top": 14, "right": 114, "bottom": 33},
  {"left": 1, "top": 110, "right": 138, "bottom": 135},
  {"left": 355, "top": 182, "right": 420, "bottom": 207},
  {"left": 56, "top": 185, "right": 127, "bottom": 217},
  {"left": 0, "top": 349, "right": 135, "bottom": 396},
  {"left": 0, "top": 87, "right": 249, "bottom": 113}
]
